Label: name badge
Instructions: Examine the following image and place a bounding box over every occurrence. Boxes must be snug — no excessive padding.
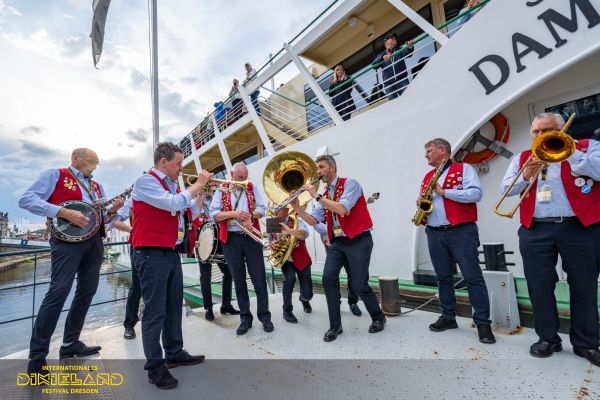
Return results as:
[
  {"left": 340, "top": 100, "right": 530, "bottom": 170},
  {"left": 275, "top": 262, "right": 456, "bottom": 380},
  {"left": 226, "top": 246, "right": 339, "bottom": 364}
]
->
[
  {"left": 178, "top": 228, "right": 185, "bottom": 239},
  {"left": 537, "top": 185, "right": 552, "bottom": 203},
  {"left": 333, "top": 226, "right": 343, "bottom": 237}
]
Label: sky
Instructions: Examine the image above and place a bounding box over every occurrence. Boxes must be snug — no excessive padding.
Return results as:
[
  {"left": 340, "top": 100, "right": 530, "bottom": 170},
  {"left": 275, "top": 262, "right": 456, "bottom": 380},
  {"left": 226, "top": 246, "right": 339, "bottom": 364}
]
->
[{"left": 0, "top": 0, "right": 332, "bottom": 230}]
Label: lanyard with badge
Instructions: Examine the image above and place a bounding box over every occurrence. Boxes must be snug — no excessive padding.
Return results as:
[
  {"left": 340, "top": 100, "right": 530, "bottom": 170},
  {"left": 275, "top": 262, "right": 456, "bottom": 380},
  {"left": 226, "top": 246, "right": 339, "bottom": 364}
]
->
[
  {"left": 229, "top": 189, "right": 244, "bottom": 227},
  {"left": 537, "top": 168, "right": 552, "bottom": 203},
  {"left": 327, "top": 179, "right": 343, "bottom": 237}
]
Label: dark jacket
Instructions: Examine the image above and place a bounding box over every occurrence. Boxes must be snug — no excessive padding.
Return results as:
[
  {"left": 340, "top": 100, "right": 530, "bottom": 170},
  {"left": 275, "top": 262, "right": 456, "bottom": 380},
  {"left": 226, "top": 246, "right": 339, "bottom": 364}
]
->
[
  {"left": 372, "top": 45, "right": 414, "bottom": 85},
  {"left": 329, "top": 78, "right": 356, "bottom": 119}
]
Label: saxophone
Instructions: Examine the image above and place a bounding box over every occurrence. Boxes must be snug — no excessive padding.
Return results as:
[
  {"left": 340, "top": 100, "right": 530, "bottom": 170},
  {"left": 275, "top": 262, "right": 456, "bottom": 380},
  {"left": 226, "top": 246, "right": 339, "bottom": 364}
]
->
[{"left": 412, "top": 160, "right": 447, "bottom": 226}]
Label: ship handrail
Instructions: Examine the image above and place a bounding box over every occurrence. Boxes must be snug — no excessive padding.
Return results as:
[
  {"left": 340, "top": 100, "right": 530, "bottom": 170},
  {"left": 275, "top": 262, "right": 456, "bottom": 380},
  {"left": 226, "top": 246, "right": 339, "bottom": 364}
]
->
[
  {"left": 176, "top": 0, "right": 490, "bottom": 160},
  {"left": 0, "top": 241, "right": 208, "bottom": 328}
]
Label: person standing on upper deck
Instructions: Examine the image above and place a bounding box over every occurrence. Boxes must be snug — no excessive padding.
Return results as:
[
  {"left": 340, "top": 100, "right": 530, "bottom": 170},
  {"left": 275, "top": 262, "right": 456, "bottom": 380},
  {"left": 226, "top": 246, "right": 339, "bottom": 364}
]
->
[
  {"left": 372, "top": 32, "right": 414, "bottom": 101},
  {"left": 244, "top": 62, "right": 261, "bottom": 115}
]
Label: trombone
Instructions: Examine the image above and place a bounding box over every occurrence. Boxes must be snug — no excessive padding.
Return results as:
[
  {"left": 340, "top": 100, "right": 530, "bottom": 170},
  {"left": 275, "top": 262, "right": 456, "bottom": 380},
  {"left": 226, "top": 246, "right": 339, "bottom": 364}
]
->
[
  {"left": 230, "top": 219, "right": 270, "bottom": 250},
  {"left": 494, "top": 113, "right": 577, "bottom": 218}
]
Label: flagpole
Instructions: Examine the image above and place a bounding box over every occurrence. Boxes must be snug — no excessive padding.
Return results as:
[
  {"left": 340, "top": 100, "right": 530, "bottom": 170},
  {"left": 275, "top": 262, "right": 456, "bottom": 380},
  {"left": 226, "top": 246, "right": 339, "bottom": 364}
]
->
[{"left": 150, "top": 0, "right": 159, "bottom": 149}]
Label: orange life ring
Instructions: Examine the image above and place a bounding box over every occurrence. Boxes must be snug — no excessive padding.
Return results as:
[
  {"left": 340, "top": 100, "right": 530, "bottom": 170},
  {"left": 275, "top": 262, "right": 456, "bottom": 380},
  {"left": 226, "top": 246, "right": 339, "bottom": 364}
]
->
[{"left": 462, "top": 113, "right": 510, "bottom": 164}]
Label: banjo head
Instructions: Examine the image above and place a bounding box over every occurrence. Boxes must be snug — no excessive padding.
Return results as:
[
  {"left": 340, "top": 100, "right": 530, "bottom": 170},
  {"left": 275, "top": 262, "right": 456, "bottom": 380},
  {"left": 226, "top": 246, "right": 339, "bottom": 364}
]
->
[{"left": 48, "top": 201, "right": 101, "bottom": 242}]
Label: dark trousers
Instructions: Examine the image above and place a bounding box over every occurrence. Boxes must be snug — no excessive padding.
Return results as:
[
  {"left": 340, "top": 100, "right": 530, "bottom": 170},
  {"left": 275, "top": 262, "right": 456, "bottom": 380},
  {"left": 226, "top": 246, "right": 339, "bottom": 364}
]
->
[
  {"left": 519, "top": 220, "right": 600, "bottom": 349},
  {"left": 29, "top": 233, "right": 103, "bottom": 360},
  {"left": 124, "top": 246, "right": 142, "bottom": 329},
  {"left": 384, "top": 78, "right": 409, "bottom": 100},
  {"left": 134, "top": 248, "right": 183, "bottom": 370},
  {"left": 199, "top": 261, "right": 233, "bottom": 309},
  {"left": 325, "top": 244, "right": 358, "bottom": 305},
  {"left": 322, "top": 232, "right": 383, "bottom": 329},
  {"left": 343, "top": 265, "right": 359, "bottom": 305},
  {"left": 221, "top": 234, "right": 270, "bottom": 324},
  {"left": 281, "top": 261, "right": 313, "bottom": 312},
  {"left": 425, "top": 223, "right": 491, "bottom": 325},
  {"left": 250, "top": 90, "right": 261, "bottom": 115}
]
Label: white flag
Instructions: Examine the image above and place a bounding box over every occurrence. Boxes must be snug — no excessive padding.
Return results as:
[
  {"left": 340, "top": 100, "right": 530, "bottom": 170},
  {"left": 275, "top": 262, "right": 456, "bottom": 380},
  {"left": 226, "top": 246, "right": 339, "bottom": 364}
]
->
[{"left": 90, "top": 0, "right": 111, "bottom": 68}]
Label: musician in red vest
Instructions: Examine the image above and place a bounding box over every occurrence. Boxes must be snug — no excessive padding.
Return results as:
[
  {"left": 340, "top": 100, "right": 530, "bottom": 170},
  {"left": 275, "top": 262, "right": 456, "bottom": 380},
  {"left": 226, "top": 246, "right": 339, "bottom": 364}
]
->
[
  {"left": 418, "top": 138, "right": 495, "bottom": 344},
  {"left": 269, "top": 206, "right": 313, "bottom": 324},
  {"left": 209, "top": 162, "right": 272, "bottom": 336},
  {"left": 18, "top": 148, "right": 124, "bottom": 377},
  {"left": 500, "top": 113, "right": 600, "bottom": 366},
  {"left": 291, "top": 154, "right": 385, "bottom": 342},
  {"left": 131, "top": 142, "right": 211, "bottom": 389}
]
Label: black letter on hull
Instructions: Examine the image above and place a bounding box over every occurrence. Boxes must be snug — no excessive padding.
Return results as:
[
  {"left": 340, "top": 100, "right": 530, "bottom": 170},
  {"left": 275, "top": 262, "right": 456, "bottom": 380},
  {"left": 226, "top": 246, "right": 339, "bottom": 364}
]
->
[
  {"left": 538, "top": 0, "right": 600, "bottom": 48},
  {"left": 468, "top": 55, "right": 510, "bottom": 95},
  {"left": 512, "top": 33, "right": 552, "bottom": 73}
]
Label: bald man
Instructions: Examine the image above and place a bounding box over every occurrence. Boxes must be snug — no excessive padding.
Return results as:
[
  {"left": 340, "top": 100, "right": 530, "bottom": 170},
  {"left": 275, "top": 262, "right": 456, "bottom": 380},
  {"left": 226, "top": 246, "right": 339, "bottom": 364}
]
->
[
  {"left": 19, "top": 148, "right": 124, "bottom": 377},
  {"left": 210, "top": 162, "right": 272, "bottom": 335}
]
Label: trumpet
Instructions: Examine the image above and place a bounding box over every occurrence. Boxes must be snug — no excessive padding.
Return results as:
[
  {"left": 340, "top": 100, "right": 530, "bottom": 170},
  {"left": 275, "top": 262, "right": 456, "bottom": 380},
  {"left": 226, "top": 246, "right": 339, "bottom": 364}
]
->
[
  {"left": 180, "top": 174, "right": 248, "bottom": 192},
  {"left": 494, "top": 113, "right": 577, "bottom": 218}
]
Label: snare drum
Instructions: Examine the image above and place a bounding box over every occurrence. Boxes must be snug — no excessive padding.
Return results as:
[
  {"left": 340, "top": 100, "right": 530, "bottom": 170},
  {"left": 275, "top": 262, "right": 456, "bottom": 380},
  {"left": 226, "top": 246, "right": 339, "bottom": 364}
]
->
[{"left": 195, "top": 222, "right": 226, "bottom": 263}]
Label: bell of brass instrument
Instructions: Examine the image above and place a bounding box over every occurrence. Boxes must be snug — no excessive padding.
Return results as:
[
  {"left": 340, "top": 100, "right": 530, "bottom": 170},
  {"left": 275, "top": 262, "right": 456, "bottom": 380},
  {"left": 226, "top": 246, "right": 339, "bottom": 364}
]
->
[
  {"left": 263, "top": 151, "right": 321, "bottom": 212},
  {"left": 267, "top": 211, "right": 300, "bottom": 269},
  {"left": 263, "top": 151, "right": 319, "bottom": 268},
  {"left": 494, "top": 113, "right": 577, "bottom": 218},
  {"left": 412, "top": 159, "right": 447, "bottom": 226}
]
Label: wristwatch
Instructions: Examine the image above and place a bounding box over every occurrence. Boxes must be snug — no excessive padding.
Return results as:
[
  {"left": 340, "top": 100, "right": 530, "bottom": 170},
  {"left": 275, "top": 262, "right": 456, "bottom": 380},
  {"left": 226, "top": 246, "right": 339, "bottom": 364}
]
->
[{"left": 315, "top": 194, "right": 323, "bottom": 202}]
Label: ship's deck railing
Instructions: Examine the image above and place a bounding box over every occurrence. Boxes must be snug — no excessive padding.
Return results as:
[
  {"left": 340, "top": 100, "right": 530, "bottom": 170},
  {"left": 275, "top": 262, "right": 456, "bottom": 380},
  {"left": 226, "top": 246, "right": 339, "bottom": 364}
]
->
[
  {"left": 175, "top": 0, "right": 488, "bottom": 161},
  {"left": 0, "top": 242, "right": 209, "bottom": 329}
]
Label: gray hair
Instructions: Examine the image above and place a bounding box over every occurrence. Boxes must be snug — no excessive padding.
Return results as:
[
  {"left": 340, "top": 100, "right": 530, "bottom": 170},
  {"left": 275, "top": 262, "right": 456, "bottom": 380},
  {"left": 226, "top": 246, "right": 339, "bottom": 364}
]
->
[
  {"left": 315, "top": 154, "right": 336, "bottom": 169},
  {"left": 232, "top": 162, "right": 247, "bottom": 172},
  {"left": 153, "top": 142, "right": 182, "bottom": 165},
  {"left": 532, "top": 112, "right": 565, "bottom": 128},
  {"left": 424, "top": 138, "right": 452, "bottom": 154}
]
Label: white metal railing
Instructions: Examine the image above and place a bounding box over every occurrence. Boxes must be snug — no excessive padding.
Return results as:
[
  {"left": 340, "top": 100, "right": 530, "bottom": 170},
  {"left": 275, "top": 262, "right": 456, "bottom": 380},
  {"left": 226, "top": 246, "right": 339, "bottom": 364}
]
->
[{"left": 175, "top": 1, "right": 486, "bottom": 161}]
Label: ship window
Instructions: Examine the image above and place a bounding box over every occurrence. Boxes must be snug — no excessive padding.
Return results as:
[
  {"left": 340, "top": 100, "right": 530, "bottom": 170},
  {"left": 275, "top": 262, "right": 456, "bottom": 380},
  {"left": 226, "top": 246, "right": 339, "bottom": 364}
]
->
[
  {"left": 545, "top": 93, "right": 600, "bottom": 140},
  {"left": 231, "top": 148, "right": 260, "bottom": 166}
]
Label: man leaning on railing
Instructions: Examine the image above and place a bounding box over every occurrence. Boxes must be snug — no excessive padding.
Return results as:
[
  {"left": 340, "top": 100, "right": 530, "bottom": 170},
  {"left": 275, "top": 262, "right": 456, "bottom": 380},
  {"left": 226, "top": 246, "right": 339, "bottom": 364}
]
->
[{"left": 372, "top": 32, "right": 414, "bottom": 101}]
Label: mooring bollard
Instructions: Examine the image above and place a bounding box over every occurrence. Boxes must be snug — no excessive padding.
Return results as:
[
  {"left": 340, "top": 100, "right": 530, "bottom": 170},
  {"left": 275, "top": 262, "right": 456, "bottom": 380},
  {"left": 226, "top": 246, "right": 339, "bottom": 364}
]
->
[{"left": 378, "top": 276, "right": 402, "bottom": 316}]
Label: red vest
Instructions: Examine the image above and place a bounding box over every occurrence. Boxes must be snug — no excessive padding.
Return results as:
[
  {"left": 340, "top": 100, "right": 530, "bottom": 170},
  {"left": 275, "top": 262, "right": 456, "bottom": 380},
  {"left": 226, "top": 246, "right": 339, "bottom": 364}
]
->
[
  {"left": 47, "top": 168, "right": 102, "bottom": 205},
  {"left": 218, "top": 182, "right": 262, "bottom": 244},
  {"left": 131, "top": 171, "right": 180, "bottom": 249},
  {"left": 286, "top": 218, "right": 311, "bottom": 271},
  {"left": 421, "top": 163, "right": 478, "bottom": 226},
  {"left": 323, "top": 178, "right": 373, "bottom": 242},
  {"left": 518, "top": 139, "right": 600, "bottom": 228}
]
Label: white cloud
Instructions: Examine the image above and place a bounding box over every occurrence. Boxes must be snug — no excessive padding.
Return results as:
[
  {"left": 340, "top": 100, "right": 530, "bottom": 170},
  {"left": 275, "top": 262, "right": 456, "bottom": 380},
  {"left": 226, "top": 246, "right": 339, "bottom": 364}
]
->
[
  {"left": 0, "top": 0, "right": 332, "bottom": 223},
  {"left": 0, "top": 0, "right": 21, "bottom": 17}
]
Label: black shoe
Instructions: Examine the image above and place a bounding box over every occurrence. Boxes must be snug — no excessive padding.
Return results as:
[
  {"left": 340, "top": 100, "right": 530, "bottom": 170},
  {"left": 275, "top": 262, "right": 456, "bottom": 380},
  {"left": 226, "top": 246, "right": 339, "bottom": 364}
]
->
[
  {"left": 236, "top": 322, "right": 252, "bottom": 336},
  {"left": 283, "top": 311, "right": 298, "bottom": 324},
  {"left": 429, "top": 316, "right": 458, "bottom": 332},
  {"left": 148, "top": 365, "right": 178, "bottom": 389},
  {"left": 349, "top": 303, "right": 362, "bottom": 317},
  {"left": 369, "top": 316, "right": 386, "bottom": 333},
  {"left": 27, "top": 359, "right": 49, "bottom": 384},
  {"left": 124, "top": 327, "right": 136, "bottom": 340},
  {"left": 324, "top": 327, "right": 343, "bottom": 342},
  {"left": 573, "top": 347, "right": 600, "bottom": 367},
  {"left": 165, "top": 349, "right": 205, "bottom": 369},
  {"left": 220, "top": 305, "right": 240, "bottom": 315},
  {"left": 529, "top": 340, "right": 563, "bottom": 358},
  {"left": 262, "top": 320, "right": 274, "bottom": 332},
  {"left": 302, "top": 301, "right": 312, "bottom": 314},
  {"left": 476, "top": 324, "right": 496, "bottom": 344},
  {"left": 59, "top": 341, "right": 102, "bottom": 359},
  {"left": 205, "top": 308, "right": 215, "bottom": 321}
]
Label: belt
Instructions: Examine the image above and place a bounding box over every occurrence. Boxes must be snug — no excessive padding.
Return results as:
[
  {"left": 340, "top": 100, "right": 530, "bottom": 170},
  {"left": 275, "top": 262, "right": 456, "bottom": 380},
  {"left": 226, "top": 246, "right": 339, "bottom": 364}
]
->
[
  {"left": 532, "top": 216, "right": 577, "bottom": 223},
  {"left": 135, "top": 246, "right": 176, "bottom": 253},
  {"left": 428, "top": 224, "right": 452, "bottom": 230}
]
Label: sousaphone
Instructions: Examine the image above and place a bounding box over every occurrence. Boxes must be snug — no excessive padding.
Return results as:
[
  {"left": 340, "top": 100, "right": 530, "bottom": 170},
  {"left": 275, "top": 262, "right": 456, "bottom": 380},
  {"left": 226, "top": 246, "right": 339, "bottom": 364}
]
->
[{"left": 263, "top": 151, "right": 320, "bottom": 268}]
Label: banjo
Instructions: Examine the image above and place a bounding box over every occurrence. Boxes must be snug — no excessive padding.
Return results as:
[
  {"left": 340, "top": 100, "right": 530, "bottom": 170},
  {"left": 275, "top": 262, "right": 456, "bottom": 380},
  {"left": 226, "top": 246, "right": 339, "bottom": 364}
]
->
[{"left": 47, "top": 186, "right": 132, "bottom": 242}]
